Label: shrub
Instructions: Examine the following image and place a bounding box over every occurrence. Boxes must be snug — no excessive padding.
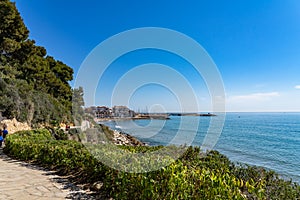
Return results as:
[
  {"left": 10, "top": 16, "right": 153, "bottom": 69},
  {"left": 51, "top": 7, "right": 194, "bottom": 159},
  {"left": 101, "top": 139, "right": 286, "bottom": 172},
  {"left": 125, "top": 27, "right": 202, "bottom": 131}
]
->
[{"left": 4, "top": 129, "right": 300, "bottom": 199}]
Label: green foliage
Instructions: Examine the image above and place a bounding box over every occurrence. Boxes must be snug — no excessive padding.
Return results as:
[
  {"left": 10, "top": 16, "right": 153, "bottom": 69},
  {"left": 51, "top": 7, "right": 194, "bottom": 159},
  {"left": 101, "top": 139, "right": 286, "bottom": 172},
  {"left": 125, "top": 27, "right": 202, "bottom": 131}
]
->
[
  {"left": 99, "top": 124, "right": 115, "bottom": 141},
  {"left": 47, "top": 127, "right": 69, "bottom": 140},
  {"left": 4, "top": 130, "right": 300, "bottom": 199},
  {"left": 0, "top": 1, "right": 29, "bottom": 52},
  {"left": 0, "top": 0, "right": 78, "bottom": 126},
  {"left": 72, "top": 86, "right": 85, "bottom": 125}
]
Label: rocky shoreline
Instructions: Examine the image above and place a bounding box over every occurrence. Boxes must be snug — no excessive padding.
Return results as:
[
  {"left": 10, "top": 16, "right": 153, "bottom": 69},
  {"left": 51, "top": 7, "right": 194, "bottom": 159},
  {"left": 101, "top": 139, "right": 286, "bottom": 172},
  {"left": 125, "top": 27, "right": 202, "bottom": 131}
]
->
[
  {"left": 68, "top": 123, "right": 147, "bottom": 147},
  {"left": 112, "top": 129, "right": 147, "bottom": 146}
]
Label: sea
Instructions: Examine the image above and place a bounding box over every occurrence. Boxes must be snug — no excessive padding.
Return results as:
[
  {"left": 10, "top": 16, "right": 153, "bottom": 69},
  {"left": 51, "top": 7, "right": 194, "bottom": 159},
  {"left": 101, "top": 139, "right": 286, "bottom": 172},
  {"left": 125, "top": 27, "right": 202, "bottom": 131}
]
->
[{"left": 101, "top": 112, "right": 300, "bottom": 183}]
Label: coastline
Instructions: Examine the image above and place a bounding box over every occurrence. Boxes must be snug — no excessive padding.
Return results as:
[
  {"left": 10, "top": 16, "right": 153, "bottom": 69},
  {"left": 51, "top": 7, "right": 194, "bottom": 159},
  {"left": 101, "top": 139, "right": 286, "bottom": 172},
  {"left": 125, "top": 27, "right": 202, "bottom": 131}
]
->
[
  {"left": 95, "top": 113, "right": 300, "bottom": 184},
  {"left": 4, "top": 120, "right": 300, "bottom": 199},
  {"left": 111, "top": 128, "right": 148, "bottom": 146},
  {"left": 97, "top": 118, "right": 300, "bottom": 185},
  {"left": 94, "top": 112, "right": 216, "bottom": 122},
  {"left": 82, "top": 123, "right": 148, "bottom": 147},
  {"left": 94, "top": 115, "right": 170, "bottom": 122}
]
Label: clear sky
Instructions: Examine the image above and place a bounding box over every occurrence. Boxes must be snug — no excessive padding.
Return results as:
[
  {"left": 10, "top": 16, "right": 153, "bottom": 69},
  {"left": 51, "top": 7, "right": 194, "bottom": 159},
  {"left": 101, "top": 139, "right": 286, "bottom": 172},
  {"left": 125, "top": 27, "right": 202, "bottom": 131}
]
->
[{"left": 13, "top": 0, "right": 300, "bottom": 112}]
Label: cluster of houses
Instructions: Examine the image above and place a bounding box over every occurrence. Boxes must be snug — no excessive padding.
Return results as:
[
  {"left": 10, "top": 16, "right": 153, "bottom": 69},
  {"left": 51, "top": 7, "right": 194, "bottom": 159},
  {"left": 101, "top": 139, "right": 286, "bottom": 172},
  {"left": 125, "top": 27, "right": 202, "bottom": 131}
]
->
[{"left": 85, "top": 106, "right": 135, "bottom": 119}]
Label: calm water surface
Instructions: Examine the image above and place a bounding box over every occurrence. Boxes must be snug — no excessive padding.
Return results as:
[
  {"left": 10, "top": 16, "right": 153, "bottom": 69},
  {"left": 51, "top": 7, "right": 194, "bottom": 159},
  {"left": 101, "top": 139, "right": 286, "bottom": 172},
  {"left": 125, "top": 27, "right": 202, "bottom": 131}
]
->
[{"left": 102, "top": 112, "right": 300, "bottom": 183}]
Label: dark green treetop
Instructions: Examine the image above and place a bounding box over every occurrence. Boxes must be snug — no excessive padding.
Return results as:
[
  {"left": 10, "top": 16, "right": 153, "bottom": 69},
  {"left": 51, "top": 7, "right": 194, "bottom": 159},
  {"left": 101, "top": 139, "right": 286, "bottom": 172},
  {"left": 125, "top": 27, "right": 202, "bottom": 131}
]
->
[{"left": 0, "top": 0, "right": 79, "bottom": 126}]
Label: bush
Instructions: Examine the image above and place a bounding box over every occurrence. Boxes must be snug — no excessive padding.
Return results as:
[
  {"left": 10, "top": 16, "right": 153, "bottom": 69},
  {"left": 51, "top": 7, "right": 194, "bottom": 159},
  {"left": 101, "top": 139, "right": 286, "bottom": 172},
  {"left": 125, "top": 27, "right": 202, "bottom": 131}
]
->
[{"left": 4, "top": 129, "right": 300, "bottom": 199}]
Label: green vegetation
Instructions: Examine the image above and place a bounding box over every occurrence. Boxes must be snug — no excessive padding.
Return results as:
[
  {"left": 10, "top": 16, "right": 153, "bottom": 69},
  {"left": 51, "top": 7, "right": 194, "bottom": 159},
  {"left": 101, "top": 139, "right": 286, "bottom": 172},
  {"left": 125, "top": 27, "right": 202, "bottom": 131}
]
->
[
  {"left": 0, "top": 0, "right": 84, "bottom": 126},
  {"left": 1, "top": 1, "right": 300, "bottom": 199},
  {"left": 4, "top": 129, "right": 300, "bottom": 199}
]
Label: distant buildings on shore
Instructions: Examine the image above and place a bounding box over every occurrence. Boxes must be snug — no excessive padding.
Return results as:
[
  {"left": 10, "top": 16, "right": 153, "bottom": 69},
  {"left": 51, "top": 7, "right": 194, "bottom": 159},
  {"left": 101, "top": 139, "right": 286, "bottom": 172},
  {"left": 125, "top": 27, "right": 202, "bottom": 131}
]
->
[
  {"left": 112, "top": 106, "right": 135, "bottom": 118},
  {"left": 85, "top": 106, "right": 215, "bottom": 120},
  {"left": 85, "top": 106, "right": 135, "bottom": 119}
]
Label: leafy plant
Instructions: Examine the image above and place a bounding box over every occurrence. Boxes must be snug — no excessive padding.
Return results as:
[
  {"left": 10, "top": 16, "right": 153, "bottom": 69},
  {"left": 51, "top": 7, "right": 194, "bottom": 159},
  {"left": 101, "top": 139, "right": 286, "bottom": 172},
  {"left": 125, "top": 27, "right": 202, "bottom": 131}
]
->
[{"left": 4, "top": 129, "right": 300, "bottom": 199}]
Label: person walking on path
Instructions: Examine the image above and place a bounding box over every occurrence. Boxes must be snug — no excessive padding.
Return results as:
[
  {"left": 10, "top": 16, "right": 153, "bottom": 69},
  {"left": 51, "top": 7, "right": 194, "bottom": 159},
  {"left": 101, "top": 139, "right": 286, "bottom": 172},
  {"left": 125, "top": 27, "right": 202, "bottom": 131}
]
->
[
  {"left": 2, "top": 123, "right": 8, "bottom": 142},
  {"left": 0, "top": 130, "right": 3, "bottom": 147},
  {"left": 2, "top": 126, "right": 8, "bottom": 142}
]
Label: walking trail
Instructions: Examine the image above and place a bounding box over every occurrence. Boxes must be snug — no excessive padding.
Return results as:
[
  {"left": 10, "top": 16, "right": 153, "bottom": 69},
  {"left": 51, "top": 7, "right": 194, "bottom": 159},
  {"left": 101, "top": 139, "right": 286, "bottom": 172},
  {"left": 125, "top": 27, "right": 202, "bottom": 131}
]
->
[{"left": 0, "top": 147, "right": 96, "bottom": 200}]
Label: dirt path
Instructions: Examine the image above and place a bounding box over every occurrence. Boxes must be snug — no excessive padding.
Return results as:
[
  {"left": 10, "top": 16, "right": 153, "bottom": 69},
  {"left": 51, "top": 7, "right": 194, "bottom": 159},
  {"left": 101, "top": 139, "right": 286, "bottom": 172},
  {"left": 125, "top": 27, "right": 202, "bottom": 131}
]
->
[{"left": 0, "top": 148, "right": 96, "bottom": 200}]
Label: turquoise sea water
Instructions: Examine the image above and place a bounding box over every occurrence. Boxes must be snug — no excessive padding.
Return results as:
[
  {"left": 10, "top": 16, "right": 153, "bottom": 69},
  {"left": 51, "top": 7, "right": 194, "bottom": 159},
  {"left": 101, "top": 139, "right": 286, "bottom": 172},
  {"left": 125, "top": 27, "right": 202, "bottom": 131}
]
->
[{"left": 102, "top": 112, "right": 300, "bottom": 183}]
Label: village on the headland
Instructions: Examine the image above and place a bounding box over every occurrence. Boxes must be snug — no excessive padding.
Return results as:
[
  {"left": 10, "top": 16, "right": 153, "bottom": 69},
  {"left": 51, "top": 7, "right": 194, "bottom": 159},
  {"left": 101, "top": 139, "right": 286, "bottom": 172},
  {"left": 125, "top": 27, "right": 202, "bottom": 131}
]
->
[
  {"left": 85, "top": 105, "right": 170, "bottom": 121},
  {"left": 85, "top": 105, "right": 216, "bottom": 122}
]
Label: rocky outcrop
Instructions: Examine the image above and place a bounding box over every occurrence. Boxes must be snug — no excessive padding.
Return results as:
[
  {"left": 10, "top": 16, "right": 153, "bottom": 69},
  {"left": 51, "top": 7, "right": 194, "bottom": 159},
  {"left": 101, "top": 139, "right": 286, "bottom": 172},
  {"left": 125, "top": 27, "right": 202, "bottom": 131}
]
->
[
  {"left": 0, "top": 118, "right": 31, "bottom": 134},
  {"left": 68, "top": 125, "right": 146, "bottom": 147},
  {"left": 112, "top": 130, "right": 146, "bottom": 146}
]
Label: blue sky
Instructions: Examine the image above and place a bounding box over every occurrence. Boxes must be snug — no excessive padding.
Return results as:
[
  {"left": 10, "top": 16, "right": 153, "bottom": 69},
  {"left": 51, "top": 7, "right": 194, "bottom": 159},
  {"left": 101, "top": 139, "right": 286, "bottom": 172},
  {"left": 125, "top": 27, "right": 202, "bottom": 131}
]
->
[{"left": 14, "top": 0, "right": 300, "bottom": 112}]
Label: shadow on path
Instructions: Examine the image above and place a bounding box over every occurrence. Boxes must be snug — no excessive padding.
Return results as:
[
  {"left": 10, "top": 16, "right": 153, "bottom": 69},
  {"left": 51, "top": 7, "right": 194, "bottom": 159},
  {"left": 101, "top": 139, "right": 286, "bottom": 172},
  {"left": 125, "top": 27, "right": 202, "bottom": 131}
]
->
[{"left": 0, "top": 147, "right": 107, "bottom": 200}]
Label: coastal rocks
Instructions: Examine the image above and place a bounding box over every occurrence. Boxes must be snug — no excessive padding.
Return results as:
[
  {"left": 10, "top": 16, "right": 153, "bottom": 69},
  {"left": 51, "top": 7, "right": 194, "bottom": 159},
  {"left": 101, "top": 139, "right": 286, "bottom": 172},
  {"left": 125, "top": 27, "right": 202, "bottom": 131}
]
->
[
  {"left": 68, "top": 125, "right": 146, "bottom": 147},
  {"left": 112, "top": 130, "right": 146, "bottom": 146},
  {"left": 0, "top": 118, "right": 31, "bottom": 133}
]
